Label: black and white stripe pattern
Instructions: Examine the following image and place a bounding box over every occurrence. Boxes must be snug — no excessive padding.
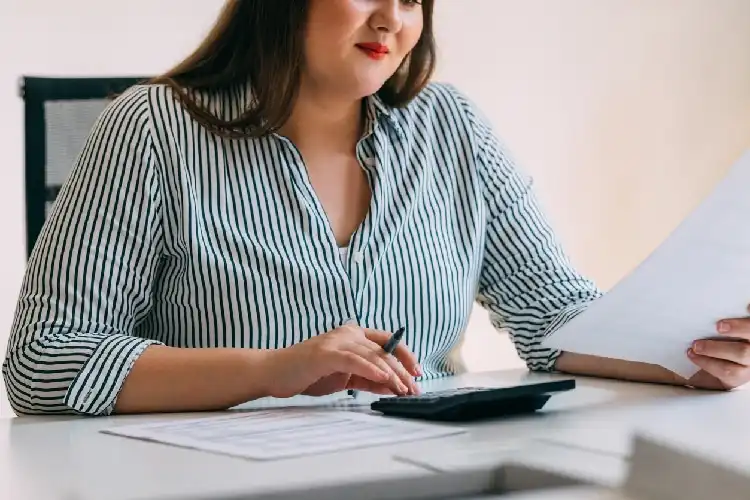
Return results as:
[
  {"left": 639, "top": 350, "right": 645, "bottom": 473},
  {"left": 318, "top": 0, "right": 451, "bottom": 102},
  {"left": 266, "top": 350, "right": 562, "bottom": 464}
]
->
[{"left": 2, "top": 82, "right": 601, "bottom": 415}]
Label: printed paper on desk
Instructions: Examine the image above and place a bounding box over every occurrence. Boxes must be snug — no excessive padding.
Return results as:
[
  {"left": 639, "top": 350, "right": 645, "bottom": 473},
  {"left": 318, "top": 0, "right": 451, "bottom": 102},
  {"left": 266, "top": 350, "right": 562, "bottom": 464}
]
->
[
  {"left": 102, "top": 409, "right": 465, "bottom": 461},
  {"left": 543, "top": 149, "right": 750, "bottom": 379}
]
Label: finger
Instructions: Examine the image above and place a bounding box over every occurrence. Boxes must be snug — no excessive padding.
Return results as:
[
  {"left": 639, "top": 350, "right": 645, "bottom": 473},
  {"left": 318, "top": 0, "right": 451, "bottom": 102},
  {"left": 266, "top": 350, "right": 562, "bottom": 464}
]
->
[
  {"left": 715, "top": 317, "right": 750, "bottom": 338},
  {"left": 692, "top": 339, "right": 750, "bottom": 366},
  {"left": 354, "top": 336, "right": 418, "bottom": 395},
  {"left": 364, "top": 329, "right": 422, "bottom": 377},
  {"left": 346, "top": 342, "right": 409, "bottom": 395},
  {"left": 361, "top": 340, "right": 420, "bottom": 395},
  {"left": 687, "top": 348, "right": 748, "bottom": 388},
  {"left": 326, "top": 350, "right": 391, "bottom": 386},
  {"left": 327, "top": 325, "right": 402, "bottom": 390},
  {"left": 347, "top": 376, "right": 399, "bottom": 395}
]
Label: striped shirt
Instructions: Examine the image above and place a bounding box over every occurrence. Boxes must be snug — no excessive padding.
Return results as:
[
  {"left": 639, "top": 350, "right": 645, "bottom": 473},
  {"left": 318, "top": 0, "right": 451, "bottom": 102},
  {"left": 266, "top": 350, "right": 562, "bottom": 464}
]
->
[{"left": 2, "top": 81, "right": 601, "bottom": 416}]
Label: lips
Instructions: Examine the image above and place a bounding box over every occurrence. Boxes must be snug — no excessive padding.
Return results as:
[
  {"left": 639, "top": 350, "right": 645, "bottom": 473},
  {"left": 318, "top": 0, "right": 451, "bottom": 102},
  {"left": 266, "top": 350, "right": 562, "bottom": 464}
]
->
[{"left": 356, "top": 42, "right": 389, "bottom": 60}]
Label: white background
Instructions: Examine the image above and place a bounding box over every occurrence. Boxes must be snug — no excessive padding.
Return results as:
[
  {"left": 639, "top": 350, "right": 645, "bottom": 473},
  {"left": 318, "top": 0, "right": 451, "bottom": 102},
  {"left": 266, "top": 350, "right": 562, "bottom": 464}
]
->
[{"left": 1, "top": 0, "right": 749, "bottom": 416}]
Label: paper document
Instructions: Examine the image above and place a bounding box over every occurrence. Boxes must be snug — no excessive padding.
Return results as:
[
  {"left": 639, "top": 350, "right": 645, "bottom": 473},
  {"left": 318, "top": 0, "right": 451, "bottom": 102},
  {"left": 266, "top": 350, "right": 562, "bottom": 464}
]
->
[
  {"left": 233, "top": 391, "right": 376, "bottom": 411},
  {"left": 543, "top": 149, "right": 750, "bottom": 379},
  {"left": 102, "top": 409, "right": 465, "bottom": 460}
]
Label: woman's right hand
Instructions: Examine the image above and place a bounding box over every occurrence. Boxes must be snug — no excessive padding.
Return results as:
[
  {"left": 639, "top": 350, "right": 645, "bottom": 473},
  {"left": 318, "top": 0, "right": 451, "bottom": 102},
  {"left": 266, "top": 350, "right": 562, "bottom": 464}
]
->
[{"left": 262, "top": 323, "right": 422, "bottom": 398}]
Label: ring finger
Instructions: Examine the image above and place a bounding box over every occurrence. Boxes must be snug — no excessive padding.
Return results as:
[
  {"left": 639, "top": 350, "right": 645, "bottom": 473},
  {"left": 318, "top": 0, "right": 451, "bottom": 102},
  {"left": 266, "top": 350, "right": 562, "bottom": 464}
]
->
[
  {"left": 362, "top": 341, "right": 420, "bottom": 395},
  {"left": 346, "top": 342, "right": 409, "bottom": 395}
]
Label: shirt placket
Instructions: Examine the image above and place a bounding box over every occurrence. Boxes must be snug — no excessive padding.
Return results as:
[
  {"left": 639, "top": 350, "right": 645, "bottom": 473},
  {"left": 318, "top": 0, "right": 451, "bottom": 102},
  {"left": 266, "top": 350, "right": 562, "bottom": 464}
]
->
[
  {"left": 274, "top": 134, "right": 359, "bottom": 329},
  {"left": 347, "top": 144, "right": 379, "bottom": 311}
]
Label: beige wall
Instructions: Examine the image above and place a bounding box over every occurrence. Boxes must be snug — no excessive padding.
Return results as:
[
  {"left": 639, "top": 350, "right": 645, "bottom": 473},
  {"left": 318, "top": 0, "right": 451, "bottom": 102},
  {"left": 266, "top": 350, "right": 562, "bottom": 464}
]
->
[{"left": 0, "top": 0, "right": 749, "bottom": 415}]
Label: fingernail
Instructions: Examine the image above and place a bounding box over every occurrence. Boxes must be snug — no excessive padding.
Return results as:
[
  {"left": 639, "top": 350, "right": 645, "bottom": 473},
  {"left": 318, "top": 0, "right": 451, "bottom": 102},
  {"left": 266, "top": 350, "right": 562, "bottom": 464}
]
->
[
  {"left": 718, "top": 321, "right": 730, "bottom": 333},
  {"left": 415, "top": 364, "right": 423, "bottom": 376},
  {"left": 692, "top": 342, "right": 703, "bottom": 354},
  {"left": 687, "top": 347, "right": 696, "bottom": 357}
]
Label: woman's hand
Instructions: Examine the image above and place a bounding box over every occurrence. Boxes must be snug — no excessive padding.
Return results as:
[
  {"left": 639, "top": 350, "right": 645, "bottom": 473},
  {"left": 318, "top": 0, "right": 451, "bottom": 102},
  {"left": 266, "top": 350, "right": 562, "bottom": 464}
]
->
[
  {"left": 686, "top": 312, "right": 750, "bottom": 390},
  {"left": 263, "top": 324, "right": 422, "bottom": 398}
]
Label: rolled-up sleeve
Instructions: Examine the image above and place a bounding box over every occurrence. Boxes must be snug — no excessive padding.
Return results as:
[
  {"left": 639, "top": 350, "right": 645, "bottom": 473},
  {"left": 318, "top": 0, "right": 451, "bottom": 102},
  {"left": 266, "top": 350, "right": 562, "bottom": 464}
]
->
[
  {"left": 460, "top": 94, "right": 602, "bottom": 371},
  {"left": 2, "top": 87, "right": 164, "bottom": 415}
]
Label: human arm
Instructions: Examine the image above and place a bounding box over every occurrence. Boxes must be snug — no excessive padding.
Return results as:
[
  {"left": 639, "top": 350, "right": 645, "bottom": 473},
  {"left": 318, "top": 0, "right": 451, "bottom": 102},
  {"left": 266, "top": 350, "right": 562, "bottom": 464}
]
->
[
  {"left": 1, "top": 87, "right": 169, "bottom": 415},
  {"left": 111, "top": 346, "right": 270, "bottom": 413},
  {"left": 114, "top": 324, "right": 421, "bottom": 414},
  {"left": 467, "top": 116, "right": 602, "bottom": 371},
  {"left": 554, "top": 352, "right": 680, "bottom": 385}
]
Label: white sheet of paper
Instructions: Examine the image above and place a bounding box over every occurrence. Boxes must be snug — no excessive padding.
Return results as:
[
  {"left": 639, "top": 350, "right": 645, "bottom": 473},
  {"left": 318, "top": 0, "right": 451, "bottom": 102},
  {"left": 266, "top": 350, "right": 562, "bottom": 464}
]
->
[
  {"left": 102, "top": 409, "right": 465, "bottom": 460},
  {"left": 233, "top": 392, "right": 376, "bottom": 411},
  {"left": 543, "top": 149, "right": 750, "bottom": 379}
]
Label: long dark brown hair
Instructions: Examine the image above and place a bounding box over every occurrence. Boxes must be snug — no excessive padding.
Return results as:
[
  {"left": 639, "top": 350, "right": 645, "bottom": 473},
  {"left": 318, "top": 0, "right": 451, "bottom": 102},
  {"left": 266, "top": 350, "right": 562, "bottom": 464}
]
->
[{"left": 149, "top": 0, "right": 436, "bottom": 138}]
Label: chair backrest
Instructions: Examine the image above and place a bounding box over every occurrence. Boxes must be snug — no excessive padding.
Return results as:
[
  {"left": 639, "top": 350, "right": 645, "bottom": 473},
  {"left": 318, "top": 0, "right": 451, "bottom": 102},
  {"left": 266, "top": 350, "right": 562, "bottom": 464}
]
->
[{"left": 20, "top": 76, "right": 150, "bottom": 259}]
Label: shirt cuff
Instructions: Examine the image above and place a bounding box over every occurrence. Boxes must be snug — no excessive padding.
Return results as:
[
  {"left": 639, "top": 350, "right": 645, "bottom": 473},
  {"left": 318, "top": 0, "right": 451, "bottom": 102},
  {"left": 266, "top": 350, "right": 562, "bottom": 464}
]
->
[
  {"left": 530, "top": 301, "right": 593, "bottom": 372},
  {"left": 64, "top": 334, "right": 162, "bottom": 415}
]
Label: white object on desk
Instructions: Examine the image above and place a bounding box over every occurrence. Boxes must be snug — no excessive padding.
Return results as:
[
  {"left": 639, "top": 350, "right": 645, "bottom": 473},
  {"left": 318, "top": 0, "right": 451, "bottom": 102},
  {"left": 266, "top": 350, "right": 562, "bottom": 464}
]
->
[
  {"left": 394, "top": 438, "right": 628, "bottom": 490},
  {"left": 459, "top": 486, "right": 632, "bottom": 500},
  {"left": 624, "top": 432, "right": 750, "bottom": 500},
  {"left": 101, "top": 408, "right": 465, "bottom": 461},
  {"left": 543, "top": 149, "right": 750, "bottom": 379}
]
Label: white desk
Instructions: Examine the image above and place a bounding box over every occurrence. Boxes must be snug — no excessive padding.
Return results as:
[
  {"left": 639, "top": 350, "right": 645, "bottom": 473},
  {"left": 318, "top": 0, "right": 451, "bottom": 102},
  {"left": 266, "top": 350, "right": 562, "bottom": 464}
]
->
[{"left": 1, "top": 369, "right": 748, "bottom": 500}]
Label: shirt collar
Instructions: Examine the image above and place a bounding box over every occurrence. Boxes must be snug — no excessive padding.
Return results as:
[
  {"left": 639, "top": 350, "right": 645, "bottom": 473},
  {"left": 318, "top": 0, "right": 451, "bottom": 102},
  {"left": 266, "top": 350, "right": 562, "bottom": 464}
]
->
[
  {"left": 231, "top": 80, "right": 406, "bottom": 140},
  {"left": 364, "top": 93, "right": 405, "bottom": 140}
]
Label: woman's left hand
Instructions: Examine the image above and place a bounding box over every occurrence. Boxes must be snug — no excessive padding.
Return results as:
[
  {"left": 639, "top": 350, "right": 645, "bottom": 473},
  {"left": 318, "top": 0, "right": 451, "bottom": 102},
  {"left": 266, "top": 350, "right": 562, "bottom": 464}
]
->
[{"left": 686, "top": 311, "right": 750, "bottom": 390}]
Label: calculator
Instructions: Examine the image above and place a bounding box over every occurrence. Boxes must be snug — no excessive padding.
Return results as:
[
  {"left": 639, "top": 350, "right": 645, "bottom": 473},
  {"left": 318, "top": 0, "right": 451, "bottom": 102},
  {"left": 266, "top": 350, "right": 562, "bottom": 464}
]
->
[{"left": 370, "top": 379, "right": 575, "bottom": 422}]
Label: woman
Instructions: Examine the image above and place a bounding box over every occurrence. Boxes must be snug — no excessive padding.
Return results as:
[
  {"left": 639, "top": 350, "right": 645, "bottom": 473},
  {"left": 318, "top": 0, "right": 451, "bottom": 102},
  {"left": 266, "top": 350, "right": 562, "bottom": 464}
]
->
[{"left": 4, "top": 0, "right": 750, "bottom": 416}]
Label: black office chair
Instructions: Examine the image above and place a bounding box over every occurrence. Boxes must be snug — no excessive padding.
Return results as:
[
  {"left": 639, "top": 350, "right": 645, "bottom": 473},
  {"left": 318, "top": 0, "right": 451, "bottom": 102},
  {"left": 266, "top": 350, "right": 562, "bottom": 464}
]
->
[{"left": 20, "top": 76, "right": 150, "bottom": 259}]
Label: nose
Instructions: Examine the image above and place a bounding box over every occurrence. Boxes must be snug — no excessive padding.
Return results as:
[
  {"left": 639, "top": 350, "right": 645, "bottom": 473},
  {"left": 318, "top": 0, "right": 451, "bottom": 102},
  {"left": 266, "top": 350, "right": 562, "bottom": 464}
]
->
[{"left": 370, "top": 0, "right": 403, "bottom": 33}]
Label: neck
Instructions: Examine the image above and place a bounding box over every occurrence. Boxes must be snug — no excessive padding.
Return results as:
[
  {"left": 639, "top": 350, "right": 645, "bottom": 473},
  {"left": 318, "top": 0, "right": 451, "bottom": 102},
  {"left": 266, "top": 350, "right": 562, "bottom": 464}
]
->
[{"left": 279, "top": 85, "right": 364, "bottom": 152}]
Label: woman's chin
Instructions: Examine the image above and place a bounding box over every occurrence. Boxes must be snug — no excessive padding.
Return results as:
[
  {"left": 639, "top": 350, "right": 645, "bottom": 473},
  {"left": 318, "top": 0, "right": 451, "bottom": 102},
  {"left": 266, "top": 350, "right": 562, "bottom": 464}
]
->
[
  {"left": 340, "top": 67, "right": 394, "bottom": 95},
  {"left": 350, "top": 78, "right": 392, "bottom": 99},
  {"left": 311, "top": 72, "right": 393, "bottom": 101}
]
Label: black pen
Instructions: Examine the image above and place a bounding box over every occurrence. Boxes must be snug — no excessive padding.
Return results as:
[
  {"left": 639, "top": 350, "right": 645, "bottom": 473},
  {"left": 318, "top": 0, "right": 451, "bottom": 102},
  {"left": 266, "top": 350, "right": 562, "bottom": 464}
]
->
[
  {"left": 383, "top": 326, "right": 405, "bottom": 354},
  {"left": 348, "top": 326, "right": 406, "bottom": 398}
]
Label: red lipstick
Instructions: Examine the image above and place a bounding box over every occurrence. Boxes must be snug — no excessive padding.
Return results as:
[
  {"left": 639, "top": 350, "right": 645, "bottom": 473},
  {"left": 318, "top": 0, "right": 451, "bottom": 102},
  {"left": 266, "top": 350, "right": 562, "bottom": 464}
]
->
[{"left": 356, "top": 42, "right": 389, "bottom": 60}]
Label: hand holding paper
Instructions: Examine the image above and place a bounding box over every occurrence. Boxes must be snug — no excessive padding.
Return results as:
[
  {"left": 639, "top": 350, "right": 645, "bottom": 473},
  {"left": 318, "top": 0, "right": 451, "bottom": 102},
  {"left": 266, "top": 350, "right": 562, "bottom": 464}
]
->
[
  {"left": 685, "top": 314, "right": 750, "bottom": 389},
  {"left": 543, "top": 149, "right": 750, "bottom": 387}
]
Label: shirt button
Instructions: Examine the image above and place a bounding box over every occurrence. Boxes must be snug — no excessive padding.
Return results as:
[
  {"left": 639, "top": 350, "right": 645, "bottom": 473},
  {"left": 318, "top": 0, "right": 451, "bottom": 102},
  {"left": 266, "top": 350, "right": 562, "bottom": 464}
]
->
[{"left": 354, "top": 252, "right": 364, "bottom": 264}]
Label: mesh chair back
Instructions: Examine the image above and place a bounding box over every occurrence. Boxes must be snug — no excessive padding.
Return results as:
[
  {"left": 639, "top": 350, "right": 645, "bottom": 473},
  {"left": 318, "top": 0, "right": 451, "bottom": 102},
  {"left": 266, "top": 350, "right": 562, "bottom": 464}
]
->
[{"left": 21, "top": 76, "right": 149, "bottom": 258}]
